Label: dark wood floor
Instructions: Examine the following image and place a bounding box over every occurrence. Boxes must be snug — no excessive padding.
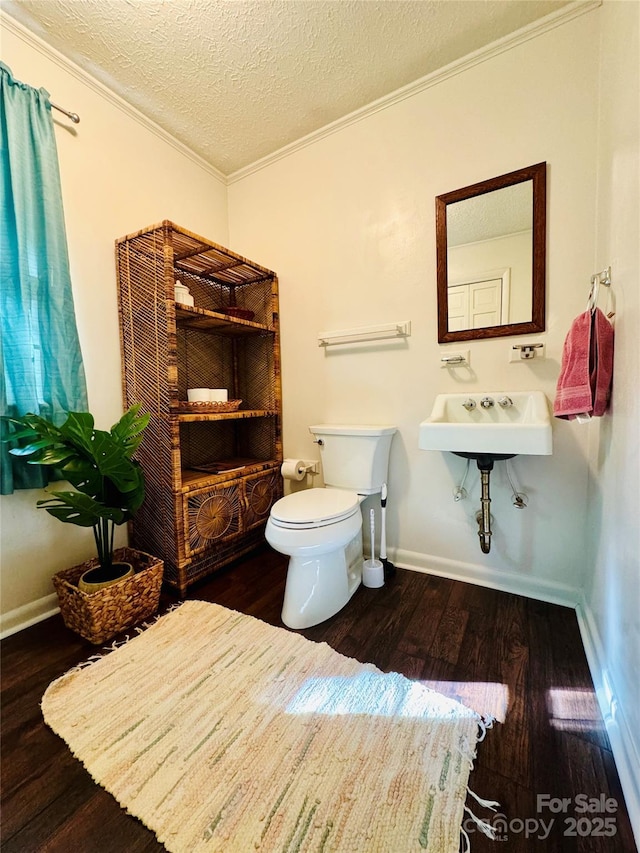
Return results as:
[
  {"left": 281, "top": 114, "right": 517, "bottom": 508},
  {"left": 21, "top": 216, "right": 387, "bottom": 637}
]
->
[{"left": 2, "top": 547, "right": 636, "bottom": 852}]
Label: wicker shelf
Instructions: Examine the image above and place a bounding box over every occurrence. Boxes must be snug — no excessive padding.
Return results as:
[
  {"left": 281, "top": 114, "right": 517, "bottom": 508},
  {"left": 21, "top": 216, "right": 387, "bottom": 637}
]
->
[
  {"left": 117, "top": 221, "right": 283, "bottom": 596},
  {"left": 180, "top": 459, "right": 280, "bottom": 493},
  {"left": 175, "top": 304, "right": 275, "bottom": 335},
  {"left": 173, "top": 409, "right": 278, "bottom": 423}
]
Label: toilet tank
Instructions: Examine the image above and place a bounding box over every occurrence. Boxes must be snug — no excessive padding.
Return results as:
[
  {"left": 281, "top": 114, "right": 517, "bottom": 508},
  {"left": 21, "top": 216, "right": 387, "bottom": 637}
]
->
[{"left": 309, "top": 424, "right": 396, "bottom": 495}]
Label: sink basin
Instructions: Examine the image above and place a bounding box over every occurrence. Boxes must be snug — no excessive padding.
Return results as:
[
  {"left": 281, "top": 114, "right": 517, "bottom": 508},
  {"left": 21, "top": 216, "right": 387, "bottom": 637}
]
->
[{"left": 419, "top": 391, "right": 552, "bottom": 456}]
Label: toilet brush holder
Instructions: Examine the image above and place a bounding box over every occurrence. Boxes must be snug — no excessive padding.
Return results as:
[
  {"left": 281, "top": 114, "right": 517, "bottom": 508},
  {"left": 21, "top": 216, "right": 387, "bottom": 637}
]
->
[
  {"left": 363, "top": 558, "right": 384, "bottom": 588},
  {"left": 363, "top": 508, "right": 384, "bottom": 588}
]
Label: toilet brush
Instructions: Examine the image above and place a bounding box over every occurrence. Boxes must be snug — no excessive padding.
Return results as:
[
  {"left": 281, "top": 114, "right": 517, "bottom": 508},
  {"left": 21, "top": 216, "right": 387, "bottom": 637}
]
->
[
  {"left": 379, "top": 483, "right": 396, "bottom": 579},
  {"left": 363, "top": 508, "right": 384, "bottom": 588}
]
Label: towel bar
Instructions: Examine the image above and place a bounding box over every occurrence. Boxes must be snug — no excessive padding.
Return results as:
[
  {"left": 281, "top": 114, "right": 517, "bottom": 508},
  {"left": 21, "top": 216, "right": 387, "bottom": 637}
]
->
[{"left": 318, "top": 320, "right": 411, "bottom": 347}]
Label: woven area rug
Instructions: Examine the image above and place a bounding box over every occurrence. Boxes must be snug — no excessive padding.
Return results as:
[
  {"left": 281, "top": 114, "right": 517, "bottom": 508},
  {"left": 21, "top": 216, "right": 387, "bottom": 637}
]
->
[{"left": 42, "top": 601, "right": 493, "bottom": 852}]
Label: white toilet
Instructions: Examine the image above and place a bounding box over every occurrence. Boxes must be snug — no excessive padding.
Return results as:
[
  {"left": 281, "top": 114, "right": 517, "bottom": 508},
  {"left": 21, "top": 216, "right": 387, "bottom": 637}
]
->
[{"left": 266, "top": 424, "right": 396, "bottom": 629}]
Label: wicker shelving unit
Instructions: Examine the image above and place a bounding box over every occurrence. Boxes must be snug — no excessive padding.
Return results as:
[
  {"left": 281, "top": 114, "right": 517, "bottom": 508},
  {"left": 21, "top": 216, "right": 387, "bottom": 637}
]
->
[{"left": 116, "top": 221, "right": 283, "bottom": 595}]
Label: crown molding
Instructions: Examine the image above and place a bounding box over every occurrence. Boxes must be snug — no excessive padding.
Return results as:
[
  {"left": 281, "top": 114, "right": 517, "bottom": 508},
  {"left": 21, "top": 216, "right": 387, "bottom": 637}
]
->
[
  {"left": 1, "top": 0, "right": 601, "bottom": 187},
  {"left": 228, "top": 0, "right": 601, "bottom": 184},
  {"left": 0, "top": 10, "right": 227, "bottom": 187}
]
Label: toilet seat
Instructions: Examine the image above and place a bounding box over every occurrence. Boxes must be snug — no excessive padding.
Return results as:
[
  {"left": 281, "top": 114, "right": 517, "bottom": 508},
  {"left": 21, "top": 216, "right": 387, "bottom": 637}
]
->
[{"left": 269, "top": 488, "right": 360, "bottom": 529}]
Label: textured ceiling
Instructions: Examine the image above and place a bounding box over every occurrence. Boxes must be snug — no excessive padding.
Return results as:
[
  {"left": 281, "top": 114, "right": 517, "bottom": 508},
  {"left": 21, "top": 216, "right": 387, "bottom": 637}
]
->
[
  {"left": 448, "top": 182, "right": 533, "bottom": 246},
  {"left": 4, "top": 0, "right": 573, "bottom": 175}
]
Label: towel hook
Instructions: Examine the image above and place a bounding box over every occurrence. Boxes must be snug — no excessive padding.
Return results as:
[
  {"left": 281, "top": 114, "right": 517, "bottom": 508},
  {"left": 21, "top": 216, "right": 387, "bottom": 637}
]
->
[
  {"left": 593, "top": 267, "right": 612, "bottom": 288},
  {"left": 587, "top": 267, "right": 612, "bottom": 315}
]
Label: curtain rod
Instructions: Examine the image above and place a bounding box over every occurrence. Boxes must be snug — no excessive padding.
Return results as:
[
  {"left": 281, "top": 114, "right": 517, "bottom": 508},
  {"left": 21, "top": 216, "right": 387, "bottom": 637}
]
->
[{"left": 50, "top": 101, "right": 80, "bottom": 124}]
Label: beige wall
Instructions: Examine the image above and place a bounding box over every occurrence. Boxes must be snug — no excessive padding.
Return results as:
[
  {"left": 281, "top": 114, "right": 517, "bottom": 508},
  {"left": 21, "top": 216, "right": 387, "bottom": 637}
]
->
[
  {"left": 586, "top": 0, "right": 640, "bottom": 829},
  {"left": 0, "top": 18, "right": 229, "bottom": 621},
  {"left": 228, "top": 10, "right": 600, "bottom": 600}
]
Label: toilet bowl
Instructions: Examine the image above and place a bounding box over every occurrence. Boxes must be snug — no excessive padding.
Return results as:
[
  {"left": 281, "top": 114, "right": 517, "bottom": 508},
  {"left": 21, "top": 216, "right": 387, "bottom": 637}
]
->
[
  {"left": 266, "top": 424, "right": 396, "bottom": 629},
  {"left": 266, "top": 488, "right": 364, "bottom": 629}
]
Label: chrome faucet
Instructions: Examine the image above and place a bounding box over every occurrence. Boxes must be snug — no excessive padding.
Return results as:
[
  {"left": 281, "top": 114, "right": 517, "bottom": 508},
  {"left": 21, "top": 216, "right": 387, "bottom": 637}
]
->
[
  {"left": 462, "top": 398, "right": 476, "bottom": 412},
  {"left": 498, "top": 396, "right": 513, "bottom": 408},
  {"left": 480, "top": 397, "right": 495, "bottom": 409}
]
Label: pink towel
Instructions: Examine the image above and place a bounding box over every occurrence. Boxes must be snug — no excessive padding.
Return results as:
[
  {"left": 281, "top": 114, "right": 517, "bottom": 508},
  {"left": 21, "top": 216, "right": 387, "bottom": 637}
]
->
[
  {"left": 554, "top": 308, "right": 614, "bottom": 420},
  {"left": 591, "top": 307, "right": 614, "bottom": 415}
]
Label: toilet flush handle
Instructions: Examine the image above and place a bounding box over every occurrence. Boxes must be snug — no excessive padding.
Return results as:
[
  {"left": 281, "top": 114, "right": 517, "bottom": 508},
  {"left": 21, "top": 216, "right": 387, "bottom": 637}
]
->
[{"left": 313, "top": 437, "right": 324, "bottom": 446}]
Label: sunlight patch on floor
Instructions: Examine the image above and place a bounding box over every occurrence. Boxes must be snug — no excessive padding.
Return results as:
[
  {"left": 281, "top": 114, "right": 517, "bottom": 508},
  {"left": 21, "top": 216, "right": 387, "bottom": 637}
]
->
[
  {"left": 420, "top": 680, "right": 510, "bottom": 723},
  {"left": 546, "top": 687, "right": 604, "bottom": 732}
]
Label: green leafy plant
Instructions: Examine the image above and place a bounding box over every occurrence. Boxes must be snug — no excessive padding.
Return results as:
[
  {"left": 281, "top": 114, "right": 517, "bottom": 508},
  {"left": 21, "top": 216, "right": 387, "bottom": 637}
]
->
[{"left": 7, "top": 405, "right": 150, "bottom": 572}]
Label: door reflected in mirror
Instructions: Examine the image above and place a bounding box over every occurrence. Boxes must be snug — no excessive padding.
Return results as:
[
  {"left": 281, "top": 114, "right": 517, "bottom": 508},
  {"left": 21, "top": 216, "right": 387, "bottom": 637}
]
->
[{"left": 436, "top": 163, "right": 546, "bottom": 343}]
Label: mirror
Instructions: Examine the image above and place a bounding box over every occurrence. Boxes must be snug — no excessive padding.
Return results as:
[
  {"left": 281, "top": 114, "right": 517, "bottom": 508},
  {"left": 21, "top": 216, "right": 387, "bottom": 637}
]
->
[{"left": 436, "top": 162, "right": 546, "bottom": 343}]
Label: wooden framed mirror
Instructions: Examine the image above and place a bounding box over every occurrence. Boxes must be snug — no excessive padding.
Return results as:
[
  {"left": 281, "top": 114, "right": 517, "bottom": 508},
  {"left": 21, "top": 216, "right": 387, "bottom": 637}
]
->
[{"left": 436, "top": 162, "right": 546, "bottom": 343}]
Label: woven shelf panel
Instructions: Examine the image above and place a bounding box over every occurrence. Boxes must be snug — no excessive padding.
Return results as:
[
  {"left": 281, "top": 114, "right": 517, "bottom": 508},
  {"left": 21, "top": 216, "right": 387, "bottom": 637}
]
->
[
  {"left": 244, "top": 469, "right": 283, "bottom": 529},
  {"left": 120, "top": 223, "right": 273, "bottom": 281},
  {"left": 177, "top": 257, "right": 269, "bottom": 287},
  {"left": 118, "top": 241, "right": 172, "bottom": 414},
  {"left": 179, "top": 421, "right": 236, "bottom": 470},
  {"left": 235, "top": 335, "right": 278, "bottom": 410},
  {"left": 130, "top": 415, "right": 179, "bottom": 566},
  {"left": 186, "top": 483, "right": 241, "bottom": 557},
  {"left": 178, "top": 420, "right": 278, "bottom": 470},
  {"left": 176, "top": 329, "right": 234, "bottom": 398},
  {"left": 175, "top": 331, "right": 277, "bottom": 411},
  {"left": 235, "top": 418, "right": 279, "bottom": 460}
]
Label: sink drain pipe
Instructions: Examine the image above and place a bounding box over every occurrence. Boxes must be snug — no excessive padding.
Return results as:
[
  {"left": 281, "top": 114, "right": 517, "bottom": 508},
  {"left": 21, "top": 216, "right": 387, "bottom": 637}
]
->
[
  {"left": 473, "top": 456, "right": 497, "bottom": 554},
  {"left": 476, "top": 468, "right": 493, "bottom": 553},
  {"left": 454, "top": 454, "right": 524, "bottom": 554}
]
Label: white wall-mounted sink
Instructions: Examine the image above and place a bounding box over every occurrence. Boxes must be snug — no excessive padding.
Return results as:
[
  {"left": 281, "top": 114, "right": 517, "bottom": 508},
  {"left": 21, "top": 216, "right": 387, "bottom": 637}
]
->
[{"left": 419, "top": 391, "right": 552, "bottom": 456}]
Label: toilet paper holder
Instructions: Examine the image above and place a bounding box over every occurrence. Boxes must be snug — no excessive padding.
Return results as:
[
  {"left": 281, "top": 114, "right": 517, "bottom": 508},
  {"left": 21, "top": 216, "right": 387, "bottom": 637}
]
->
[{"left": 281, "top": 458, "right": 319, "bottom": 481}]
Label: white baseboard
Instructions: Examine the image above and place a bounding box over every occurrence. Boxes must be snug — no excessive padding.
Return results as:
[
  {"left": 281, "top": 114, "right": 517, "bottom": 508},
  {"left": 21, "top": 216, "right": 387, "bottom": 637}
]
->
[
  {"left": 576, "top": 596, "right": 640, "bottom": 848},
  {"left": 391, "top": 547, "right": 580, "bottom": 608},
  {"left": 0, "top": 593, "right": 59, "bottom": 640}
]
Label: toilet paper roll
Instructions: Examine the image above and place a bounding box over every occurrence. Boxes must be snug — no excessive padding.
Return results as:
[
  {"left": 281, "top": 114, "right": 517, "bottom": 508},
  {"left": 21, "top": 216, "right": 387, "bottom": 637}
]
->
[
  {"left": 187, "top": 388, "right": 210, "bottom": 402},
  {"left": 281, "top": 459, "right": 306, "bottom": 481}
]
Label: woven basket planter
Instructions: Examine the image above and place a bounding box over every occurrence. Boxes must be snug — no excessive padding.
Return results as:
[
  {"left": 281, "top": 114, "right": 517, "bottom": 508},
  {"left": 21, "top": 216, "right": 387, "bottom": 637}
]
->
[{"left": 52, "top": 547, "right": 164, "bottom": 645}]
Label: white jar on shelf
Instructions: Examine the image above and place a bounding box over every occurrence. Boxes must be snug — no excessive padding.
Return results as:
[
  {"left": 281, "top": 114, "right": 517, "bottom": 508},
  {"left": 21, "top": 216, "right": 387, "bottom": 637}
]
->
[{"left": 174, "top": 280, "right": 194, "bottom": 307}]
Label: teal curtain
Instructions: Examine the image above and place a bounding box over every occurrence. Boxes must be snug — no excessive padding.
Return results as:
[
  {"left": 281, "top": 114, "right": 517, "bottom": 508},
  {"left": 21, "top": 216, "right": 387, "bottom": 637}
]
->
[{"left": 0, "top": 62, "right": 88, "bottom": 493}]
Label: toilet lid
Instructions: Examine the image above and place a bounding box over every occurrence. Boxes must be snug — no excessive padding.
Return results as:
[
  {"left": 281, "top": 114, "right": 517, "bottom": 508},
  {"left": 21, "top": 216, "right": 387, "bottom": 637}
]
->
[{"left": 270, "top": 488, "right": 360, "bottom": 527}]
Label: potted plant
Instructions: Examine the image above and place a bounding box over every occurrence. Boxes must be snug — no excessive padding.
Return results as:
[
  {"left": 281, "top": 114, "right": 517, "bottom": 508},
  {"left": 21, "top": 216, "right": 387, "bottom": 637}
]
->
[{"left": 6, "top": 404, "right": 164, "bottom": 642}]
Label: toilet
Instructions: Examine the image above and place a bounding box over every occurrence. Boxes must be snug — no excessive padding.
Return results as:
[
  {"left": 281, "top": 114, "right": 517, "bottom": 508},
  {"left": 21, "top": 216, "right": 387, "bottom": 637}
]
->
[{"left": 266, "top": 424, "right": 396, "bottom": 629}]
